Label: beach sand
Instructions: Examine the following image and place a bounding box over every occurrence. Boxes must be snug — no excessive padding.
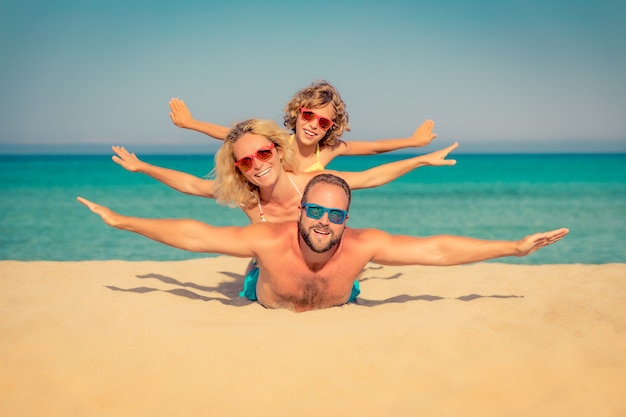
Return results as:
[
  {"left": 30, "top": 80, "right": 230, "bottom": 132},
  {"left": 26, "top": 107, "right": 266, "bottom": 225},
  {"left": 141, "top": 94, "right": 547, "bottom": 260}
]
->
[{"left": 1, "top": 258, "right": 624, "bottom": 417}]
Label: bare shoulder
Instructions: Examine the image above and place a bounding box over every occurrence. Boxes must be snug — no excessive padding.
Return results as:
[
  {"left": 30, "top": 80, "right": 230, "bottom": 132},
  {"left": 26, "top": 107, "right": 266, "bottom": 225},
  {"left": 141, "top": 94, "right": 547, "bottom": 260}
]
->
[
  {"left": 238, "top": 222, "right": 295, "bottom": 254},
  {"left": 347, "top": 227, "right": 391, "bottom": 239},
  {"left": 343, "top": 227, "right": 392, "bottom": 249},
  {"left": 246, "top": 221, "right": 294, "bottom": 237},
  {"left": 291, "top": 171, "right": 316, "bottom": 187}
]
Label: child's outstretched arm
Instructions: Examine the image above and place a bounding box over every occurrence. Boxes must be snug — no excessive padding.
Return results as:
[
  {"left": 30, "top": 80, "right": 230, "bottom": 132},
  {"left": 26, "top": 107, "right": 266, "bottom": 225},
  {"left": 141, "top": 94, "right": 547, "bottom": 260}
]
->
[
  {"left": 340, "top": 119, "right": 437, "bottom": 156},
  {"left": 169, "top": 98, "right": 231, "bottom": 140}
]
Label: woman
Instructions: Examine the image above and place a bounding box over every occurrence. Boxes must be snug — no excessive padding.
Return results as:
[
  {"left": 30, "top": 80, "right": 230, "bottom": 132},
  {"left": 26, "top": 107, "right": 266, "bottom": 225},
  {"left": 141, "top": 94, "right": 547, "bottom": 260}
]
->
[{"left": 112, "top": 118, "right": 458, "bottom": 224}]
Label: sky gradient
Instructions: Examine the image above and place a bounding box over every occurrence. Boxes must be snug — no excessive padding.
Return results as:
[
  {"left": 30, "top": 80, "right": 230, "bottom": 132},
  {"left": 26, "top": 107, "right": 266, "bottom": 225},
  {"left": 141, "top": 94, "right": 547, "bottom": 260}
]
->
[{"left": 1, "top": 0, "right": 625, "bottom": 153}]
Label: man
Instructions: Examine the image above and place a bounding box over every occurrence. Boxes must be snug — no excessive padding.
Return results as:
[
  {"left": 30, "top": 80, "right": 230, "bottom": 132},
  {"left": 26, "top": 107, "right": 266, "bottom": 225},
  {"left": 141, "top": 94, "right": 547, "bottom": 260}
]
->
[{"left": 78, "top": 174, "right": 569, "bottom": 312}]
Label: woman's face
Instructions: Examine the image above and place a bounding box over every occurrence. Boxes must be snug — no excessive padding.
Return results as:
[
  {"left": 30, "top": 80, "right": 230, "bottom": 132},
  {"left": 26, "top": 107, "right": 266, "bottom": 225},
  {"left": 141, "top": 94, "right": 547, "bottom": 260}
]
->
[{"left": 232, "top": 133, "right": 283, "bottom": 188}]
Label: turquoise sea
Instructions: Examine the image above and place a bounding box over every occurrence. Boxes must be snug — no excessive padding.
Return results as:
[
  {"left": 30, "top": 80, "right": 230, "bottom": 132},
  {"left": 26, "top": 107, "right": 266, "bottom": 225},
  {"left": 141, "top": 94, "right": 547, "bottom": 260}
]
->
[{"left": 1, "top": 152, "right": 625, "bottom": 264}]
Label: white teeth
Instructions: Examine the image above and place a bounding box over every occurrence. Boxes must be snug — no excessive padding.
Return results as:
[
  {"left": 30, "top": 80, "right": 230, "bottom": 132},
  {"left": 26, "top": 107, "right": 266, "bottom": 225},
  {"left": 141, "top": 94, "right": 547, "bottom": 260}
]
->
[
  {"left": 314, "top": 228, "right": 330, "bottom": 235},
  {"left": 255, "top": 168, "right": 271, "bottom": 177},
  {"left": 304, "top": 129, "right": 316, "bottom": 137}
]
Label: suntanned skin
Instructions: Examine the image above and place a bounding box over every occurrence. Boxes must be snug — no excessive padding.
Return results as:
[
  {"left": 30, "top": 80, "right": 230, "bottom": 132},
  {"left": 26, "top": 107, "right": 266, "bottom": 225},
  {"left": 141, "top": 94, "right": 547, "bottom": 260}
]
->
[
  {"left": 77, "top": 178, "right": 569, "bottom": 313},
  {"left": 111, "top": 133, "right": 458, "bottom": 224}
]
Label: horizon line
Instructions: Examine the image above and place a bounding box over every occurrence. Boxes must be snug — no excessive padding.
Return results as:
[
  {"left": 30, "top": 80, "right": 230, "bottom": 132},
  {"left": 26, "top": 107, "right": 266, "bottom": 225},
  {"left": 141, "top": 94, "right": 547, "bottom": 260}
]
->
[{"left": 1, "top": 139, "right": 625, "bottom": 155}]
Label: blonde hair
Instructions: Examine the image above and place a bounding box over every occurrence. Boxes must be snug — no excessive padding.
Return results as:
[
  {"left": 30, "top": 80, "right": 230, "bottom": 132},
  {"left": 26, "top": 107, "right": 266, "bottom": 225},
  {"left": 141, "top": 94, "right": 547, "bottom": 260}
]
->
[
  {"left": 213, "top": 119, "right": 297, "bottom": 208},
  {"left": 283, "top": 80, "right": 350, "bottom": 148}
]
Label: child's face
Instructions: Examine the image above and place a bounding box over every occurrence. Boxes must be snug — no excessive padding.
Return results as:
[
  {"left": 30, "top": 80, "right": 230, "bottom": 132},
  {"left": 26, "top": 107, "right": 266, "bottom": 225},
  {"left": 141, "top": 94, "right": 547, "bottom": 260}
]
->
[{"left": 295, "top": 103, "right": 336, "bottom": 146}]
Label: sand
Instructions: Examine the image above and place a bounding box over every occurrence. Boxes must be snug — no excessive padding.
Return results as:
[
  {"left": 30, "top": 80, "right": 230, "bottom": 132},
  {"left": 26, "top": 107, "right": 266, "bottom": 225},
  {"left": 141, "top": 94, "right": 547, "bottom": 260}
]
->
[{"left": 1, "top": 258, "right": 625, "bottom": 417}]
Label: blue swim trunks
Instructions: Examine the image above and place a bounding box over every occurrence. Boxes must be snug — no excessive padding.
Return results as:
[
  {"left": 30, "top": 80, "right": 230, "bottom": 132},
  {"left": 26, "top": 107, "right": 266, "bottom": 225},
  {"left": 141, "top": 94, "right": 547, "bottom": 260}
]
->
[{"left": 239, "top": 267, "right": 360, "bottom": 303}]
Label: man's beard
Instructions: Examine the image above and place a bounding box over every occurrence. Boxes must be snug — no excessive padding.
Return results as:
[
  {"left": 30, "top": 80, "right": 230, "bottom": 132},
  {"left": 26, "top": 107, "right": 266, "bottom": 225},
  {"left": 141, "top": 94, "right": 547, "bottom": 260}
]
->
[{"left": 298, "top": 222, "right": 343, "bottom": 253}]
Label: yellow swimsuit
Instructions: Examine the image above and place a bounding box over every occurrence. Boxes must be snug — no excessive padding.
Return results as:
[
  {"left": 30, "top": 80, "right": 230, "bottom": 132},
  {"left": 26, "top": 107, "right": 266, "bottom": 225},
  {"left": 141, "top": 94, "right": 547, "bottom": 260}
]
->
[{"left": 290, "top": 134, "right": 325, "bottom": 172}]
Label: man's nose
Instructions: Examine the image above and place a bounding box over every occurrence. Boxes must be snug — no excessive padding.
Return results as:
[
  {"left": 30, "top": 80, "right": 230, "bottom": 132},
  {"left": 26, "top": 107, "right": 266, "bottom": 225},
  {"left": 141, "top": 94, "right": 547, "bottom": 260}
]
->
[{"left": 318, "top": 212, "right": 330, "bottom": 224}]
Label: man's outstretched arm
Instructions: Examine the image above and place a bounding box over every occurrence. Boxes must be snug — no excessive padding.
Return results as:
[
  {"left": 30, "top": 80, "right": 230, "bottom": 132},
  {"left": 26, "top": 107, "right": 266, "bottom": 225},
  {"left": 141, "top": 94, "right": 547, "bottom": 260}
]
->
[
  {"left": 368, "top": 228, "right": 569, "bottom": 266},
  {"left": 77, "top": 197, "right": 254, "bottom": 257}
]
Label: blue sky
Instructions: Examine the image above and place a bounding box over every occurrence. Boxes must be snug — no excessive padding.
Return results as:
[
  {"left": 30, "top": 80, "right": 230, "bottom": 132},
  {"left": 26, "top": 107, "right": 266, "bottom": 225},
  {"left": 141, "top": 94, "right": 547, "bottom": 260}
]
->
[{"left": 1, "top": 0, "right": 625, "bottom": 153}]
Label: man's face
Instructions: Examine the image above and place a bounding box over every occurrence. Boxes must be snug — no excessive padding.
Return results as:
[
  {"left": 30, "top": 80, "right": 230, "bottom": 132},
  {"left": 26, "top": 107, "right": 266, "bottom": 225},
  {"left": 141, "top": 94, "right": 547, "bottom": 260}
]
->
[{"left": 298, "top": 182, "right": 349, "bottom": 253}]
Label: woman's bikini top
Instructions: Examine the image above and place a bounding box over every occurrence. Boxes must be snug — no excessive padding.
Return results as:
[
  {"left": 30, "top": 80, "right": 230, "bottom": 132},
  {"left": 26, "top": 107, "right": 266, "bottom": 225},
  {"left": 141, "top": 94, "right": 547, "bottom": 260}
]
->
[{"left": 257, "top": 174, "right": 303, "bottom": 222}]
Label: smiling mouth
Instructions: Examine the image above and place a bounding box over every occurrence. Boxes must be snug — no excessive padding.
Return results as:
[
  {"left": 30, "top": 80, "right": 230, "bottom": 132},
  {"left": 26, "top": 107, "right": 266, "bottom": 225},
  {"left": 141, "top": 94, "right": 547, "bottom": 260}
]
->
[
  {"left": 255, "top": 168, "right": 271, "bottom": 177},
  {"left": 313, "top": 227, "right": 330, "bottom": 236}
]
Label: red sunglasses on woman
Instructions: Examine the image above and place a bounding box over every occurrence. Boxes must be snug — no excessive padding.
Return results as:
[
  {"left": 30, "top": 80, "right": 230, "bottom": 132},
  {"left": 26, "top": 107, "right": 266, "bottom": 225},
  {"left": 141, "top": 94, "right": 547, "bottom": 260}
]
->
[{"left": 234, "top": 143, "right": 276, "bottom": 172}]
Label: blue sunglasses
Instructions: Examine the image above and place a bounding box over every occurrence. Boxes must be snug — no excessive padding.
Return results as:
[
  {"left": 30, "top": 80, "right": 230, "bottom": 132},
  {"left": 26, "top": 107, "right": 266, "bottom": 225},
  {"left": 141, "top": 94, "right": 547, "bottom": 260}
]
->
[{"left": 301, "top": 203, "right": 348, "bottom": 224}]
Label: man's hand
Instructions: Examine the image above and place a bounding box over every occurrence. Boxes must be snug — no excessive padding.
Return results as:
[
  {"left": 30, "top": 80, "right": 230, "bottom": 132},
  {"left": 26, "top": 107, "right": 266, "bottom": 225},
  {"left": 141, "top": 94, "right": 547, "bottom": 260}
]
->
[
  {"left": 77, "top": 197, "right": 122, "bottom": 228},
  {"left": 111, "top": 146, "right": 144, "bottom": 172},
  {"left": 516, "top": 228, "right": 570, "bottom": 256},
  {"left": 169, "top": 98, "right": 193, "bottom": 129},
  {"left": 409, "top": 119, "right": 437, "bottom": 147}
]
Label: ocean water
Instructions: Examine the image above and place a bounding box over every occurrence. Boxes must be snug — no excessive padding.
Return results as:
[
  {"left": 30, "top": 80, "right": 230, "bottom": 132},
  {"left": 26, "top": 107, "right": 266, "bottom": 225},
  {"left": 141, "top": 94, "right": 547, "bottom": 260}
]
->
[{"left": 0, "top": 152, "right": 624, "bottom": 264}]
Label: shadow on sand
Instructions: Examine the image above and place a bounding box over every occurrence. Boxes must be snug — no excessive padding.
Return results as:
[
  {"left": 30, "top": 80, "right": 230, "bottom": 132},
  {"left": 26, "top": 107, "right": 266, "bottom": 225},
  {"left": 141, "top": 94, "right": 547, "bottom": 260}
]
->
[{"left": 105, "top": 268, "right": 524, "bottom": 308}]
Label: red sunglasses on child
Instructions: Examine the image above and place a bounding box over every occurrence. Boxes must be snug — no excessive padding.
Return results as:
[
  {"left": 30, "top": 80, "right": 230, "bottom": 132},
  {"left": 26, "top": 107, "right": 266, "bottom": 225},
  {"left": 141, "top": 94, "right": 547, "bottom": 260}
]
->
[
  {"left": 234, "top": 143, "right": 276, "bottom": 172},
  {"left": 299, "top": 107, "right": 335, "bottom": 130}
]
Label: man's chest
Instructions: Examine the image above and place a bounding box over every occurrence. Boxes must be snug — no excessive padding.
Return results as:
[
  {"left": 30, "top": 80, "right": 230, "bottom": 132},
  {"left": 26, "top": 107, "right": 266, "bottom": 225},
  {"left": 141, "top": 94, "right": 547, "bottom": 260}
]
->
[{"left": 259, "top": 258, "right": 365, "bottom": 311}]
